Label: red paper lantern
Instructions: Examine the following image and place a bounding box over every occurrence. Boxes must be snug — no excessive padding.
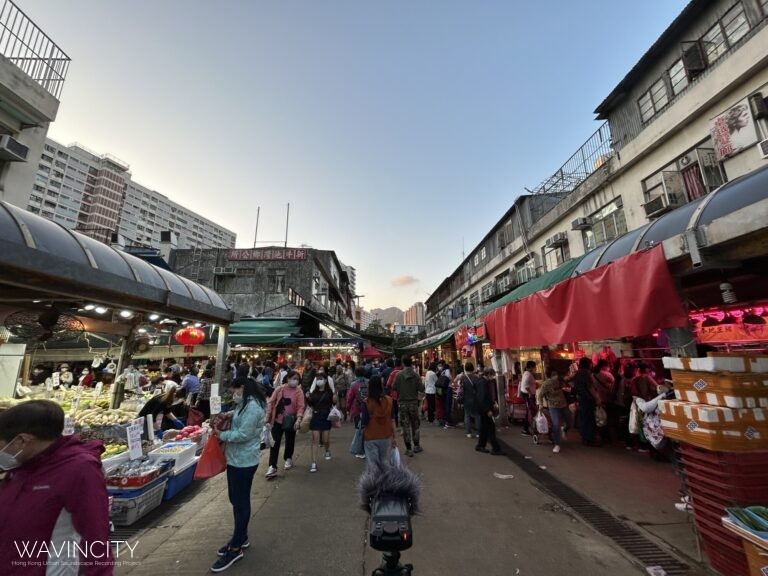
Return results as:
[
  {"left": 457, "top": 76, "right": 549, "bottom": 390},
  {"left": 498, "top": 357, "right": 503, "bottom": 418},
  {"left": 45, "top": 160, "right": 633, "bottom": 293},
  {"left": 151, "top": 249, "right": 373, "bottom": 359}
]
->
[{"left": 174, "top": 327, "right": 205, "bottom": 355}]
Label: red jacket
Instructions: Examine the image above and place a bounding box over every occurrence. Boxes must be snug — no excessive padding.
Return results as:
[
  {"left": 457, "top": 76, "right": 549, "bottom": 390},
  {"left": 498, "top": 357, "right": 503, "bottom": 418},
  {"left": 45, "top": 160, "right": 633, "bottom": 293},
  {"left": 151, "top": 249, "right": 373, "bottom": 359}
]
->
[{"left": 0, "top": 436, "right": 113, "bottom": 575}]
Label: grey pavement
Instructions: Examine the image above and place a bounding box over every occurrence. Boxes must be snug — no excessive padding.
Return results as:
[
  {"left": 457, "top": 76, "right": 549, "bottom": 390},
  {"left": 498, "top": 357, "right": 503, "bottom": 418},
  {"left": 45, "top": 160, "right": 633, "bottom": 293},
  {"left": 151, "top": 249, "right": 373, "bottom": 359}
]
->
[{"left": 117, "top": 421, "right": 656, "bottom": 576}]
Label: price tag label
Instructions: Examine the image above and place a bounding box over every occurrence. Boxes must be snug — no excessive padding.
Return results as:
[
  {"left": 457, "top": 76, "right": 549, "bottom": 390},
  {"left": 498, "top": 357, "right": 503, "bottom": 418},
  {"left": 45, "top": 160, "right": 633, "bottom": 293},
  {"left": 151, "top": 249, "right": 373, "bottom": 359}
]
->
[
  {"left": 53, "top": 390, "right": 65, "bottom": 403},
  {"left": 94, "top": 382, "right": 103, "bottom": 397},
  {"left": 73, "top": 385, "right": 83, "bottom": 396},
  {"left": 63, "top": 416, "right": 75, "bottom": 436},
  {"left": 52, "top": 372, "right": 61, "bottom": 388},
  {"left": 210, "top": 395, "right": 222, "bottom": 415},
  {"left": 70, "top": 396, "right": 80, "bottom": 413},
  {"left": 127, "top": 419, "right": 144, "bottom": 460},
  {"left": 45, "top": 378, "right": 53, "bottom": 392},
  {"left": 211, "top": 383, "right": 220, "bottom": 398}
]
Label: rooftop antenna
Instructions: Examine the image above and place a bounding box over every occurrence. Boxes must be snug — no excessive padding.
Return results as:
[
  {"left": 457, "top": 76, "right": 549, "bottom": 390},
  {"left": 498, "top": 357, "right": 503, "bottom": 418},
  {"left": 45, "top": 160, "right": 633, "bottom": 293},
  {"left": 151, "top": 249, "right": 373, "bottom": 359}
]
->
[
  {"left": 285, "top": 203, "right": 290, "bottom": 248},
  {"left": 252, "top": 207, "right": 260, "bottom": 248}
]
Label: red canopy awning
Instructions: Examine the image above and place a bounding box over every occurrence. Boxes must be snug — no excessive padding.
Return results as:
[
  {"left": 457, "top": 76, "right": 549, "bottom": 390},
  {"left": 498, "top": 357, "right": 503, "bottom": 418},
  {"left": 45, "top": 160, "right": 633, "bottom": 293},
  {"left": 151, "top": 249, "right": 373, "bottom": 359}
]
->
[
  {"left": 484, "top": 245, "right": 688, "bottom": 348},
  {"left": 360, "top": 345, "right": 385, "bottom": 358}
]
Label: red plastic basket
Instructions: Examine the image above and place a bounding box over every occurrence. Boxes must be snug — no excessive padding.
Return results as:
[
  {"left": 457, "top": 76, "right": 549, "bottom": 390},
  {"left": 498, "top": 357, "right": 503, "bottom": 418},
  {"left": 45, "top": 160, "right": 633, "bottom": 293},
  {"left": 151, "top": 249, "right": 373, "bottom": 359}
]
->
[
  {"left": 684, "top": 466, "right": 768, "bottom": 503},
  {"left": 106, "top": 468, "right": 161, "bottom": 488},
  {"left": 702, "top": 539, "right": 750, "bottom": 576},
  {"left": 681, "top": 458, "right": 768, "bottom": 487},
  {"left": 679, "top": 444, "right": 768, "bottom": 474}
]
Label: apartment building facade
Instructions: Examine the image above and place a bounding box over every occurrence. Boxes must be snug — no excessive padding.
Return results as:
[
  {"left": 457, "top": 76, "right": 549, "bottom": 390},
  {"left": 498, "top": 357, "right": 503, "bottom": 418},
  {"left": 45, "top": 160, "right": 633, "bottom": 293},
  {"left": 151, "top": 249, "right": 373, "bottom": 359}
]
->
[
  {"left": 0, "top": 2, "right": 67, "bottom": 211},
  {"left": 425, "top": 0, "right": 768, "bottom": 337},
  {"left": 27, "top": 138, "right": 236, "bottom": 249},
  {"left": 404, "top": 302, "right": 425, "bottom": 327}
]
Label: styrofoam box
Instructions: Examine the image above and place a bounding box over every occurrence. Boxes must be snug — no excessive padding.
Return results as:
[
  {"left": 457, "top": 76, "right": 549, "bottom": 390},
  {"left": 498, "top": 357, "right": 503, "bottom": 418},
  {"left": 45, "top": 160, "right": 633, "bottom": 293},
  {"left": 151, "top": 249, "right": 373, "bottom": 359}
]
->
[
  {"left": 101, "top": 450, "right": 130, "bottom": 474},
  {"left": 147, "top": 441, "right": 197, "bottom": 474},
  {"left": 663, "top": 356, "right": 768, "bottom": 373}
]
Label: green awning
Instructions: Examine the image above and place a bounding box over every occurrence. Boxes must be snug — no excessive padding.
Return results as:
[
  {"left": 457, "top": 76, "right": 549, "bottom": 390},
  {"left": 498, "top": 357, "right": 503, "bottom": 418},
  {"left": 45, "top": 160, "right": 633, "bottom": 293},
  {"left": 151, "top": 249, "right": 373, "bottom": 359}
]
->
[
  {"left": 398, "top": 327, "right": 456, "bottom": 354},
  {"left": 227, "top": 317, "right": 301, "bottom": 345},
  {"left": 471, "top": 255, "right": 587, "bottom": 323}
]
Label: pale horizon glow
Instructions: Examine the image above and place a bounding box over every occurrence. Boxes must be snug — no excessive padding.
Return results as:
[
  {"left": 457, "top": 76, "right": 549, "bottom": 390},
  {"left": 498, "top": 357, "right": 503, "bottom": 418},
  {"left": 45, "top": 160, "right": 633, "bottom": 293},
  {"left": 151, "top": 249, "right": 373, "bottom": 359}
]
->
[{"left": 26, "top": 0, "right": 688, "bottom": 310}]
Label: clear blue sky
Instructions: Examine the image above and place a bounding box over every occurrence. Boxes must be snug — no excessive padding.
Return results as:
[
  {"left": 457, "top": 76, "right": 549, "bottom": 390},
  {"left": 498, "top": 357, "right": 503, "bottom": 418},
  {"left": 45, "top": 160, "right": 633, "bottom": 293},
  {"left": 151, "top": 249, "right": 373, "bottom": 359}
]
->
[{"left": 29, "top": 0, "right": 688, "bottom": 310}]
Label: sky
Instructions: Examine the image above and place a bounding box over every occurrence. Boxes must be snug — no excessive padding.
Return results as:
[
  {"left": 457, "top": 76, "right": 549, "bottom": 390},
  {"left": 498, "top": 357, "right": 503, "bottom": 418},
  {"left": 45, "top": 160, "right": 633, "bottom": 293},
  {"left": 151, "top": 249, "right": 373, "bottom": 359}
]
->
[{"left": 28, "top": 0, "right": 689, "bottom": 310}]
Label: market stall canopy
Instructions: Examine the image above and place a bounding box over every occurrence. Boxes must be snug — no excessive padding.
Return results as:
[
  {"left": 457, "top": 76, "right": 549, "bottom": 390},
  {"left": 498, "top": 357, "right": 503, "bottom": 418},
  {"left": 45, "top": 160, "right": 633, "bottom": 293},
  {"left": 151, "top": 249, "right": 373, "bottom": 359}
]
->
[
  {"left": 0, "top": 202, "right": 234, "bottom": 325},
  {"left": 300, "top": 308, "right": 394, "bottom": 348},
  {"left": 360, "top": 345, "right": 385, "bottom": 359},
  {"left": 398, "top": 326, "right": 456, "bottom": 354},
  {"left": 484, "top": 245, "right": 688, "bottom": 348},
  {"left": 227, "top": 317, "right": 302, "bottom": 345}
]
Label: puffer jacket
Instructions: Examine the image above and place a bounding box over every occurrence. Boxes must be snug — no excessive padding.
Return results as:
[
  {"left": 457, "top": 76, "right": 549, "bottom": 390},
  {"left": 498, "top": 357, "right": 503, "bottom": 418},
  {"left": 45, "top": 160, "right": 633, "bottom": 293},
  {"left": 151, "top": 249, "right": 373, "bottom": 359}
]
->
[{"left": 219, "top": 397, "right": 266, "bottom": 468}]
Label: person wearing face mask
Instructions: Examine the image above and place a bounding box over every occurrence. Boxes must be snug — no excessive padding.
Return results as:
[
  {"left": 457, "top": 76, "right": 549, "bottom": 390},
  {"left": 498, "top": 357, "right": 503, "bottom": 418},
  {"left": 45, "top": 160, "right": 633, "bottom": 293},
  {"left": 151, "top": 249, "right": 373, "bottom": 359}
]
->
[
  {"left": 309, "top": 368, "right": 336, "bottom": 394},
  {"left": 0, "top": 400, "right": 112, "bottom": 575},
  {"left": 264, "top": 370, "right": 306, "bottom": 478},
  {"left": 210, "top": 377, "right": 267, "bottom": 572},
  {"left": 307, "top": 372, "right": 337, "bottom": 473}
]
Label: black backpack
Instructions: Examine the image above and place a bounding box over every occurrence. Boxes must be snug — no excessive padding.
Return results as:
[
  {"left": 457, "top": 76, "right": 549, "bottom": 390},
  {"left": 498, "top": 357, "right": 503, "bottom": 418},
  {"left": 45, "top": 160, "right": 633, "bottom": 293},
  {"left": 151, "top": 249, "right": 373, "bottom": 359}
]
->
[{"left": 355, "top": 379, "right": 369, "bottom": 412}]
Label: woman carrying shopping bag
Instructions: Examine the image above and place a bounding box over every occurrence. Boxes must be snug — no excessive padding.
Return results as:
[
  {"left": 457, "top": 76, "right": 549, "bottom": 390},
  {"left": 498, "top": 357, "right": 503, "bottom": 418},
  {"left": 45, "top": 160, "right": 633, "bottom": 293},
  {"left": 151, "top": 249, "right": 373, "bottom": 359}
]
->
[
  {"left": 307, "top": 373, "right": 337, "bottom": 473},
  {"left": 264, "top": 370, "right": 305, "bottom": 479},
  {"left": 210, "top": 377, "right": 266, "bottom": 573},
  {"left": 360, "top": 375, "right": 397, "bottom": 470}
]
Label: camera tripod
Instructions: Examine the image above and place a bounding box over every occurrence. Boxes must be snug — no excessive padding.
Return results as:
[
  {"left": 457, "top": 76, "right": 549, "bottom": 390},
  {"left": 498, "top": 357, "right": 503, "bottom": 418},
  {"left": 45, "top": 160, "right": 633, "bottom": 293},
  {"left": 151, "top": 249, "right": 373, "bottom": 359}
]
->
[{"left": 372, "top": 551, "right": 413, "bottom": 576}]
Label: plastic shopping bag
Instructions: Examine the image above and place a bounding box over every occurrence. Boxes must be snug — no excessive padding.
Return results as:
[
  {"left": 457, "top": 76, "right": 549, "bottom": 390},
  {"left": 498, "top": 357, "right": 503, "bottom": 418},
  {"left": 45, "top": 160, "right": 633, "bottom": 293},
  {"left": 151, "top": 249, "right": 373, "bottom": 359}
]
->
[
  {"left": 194, "top": 438, "right": 227, "bottom": 480},
  {"left": 300, "top": 407, "right": 312, "bottom": 434},
  {"left": 260, "top": 424, "right": 274, "bottom": 450},
  {"left": 595, "top": 405, "right": 608, "bottom": 428},
  {"left": 390, "top": 446, "right": 401, "bottom": 468},
  {"left": 328, "top": 406, "right": 342, "bottom": 422},
  {"left": 534, "top": 410, "right": 549, "bottom": 435}
]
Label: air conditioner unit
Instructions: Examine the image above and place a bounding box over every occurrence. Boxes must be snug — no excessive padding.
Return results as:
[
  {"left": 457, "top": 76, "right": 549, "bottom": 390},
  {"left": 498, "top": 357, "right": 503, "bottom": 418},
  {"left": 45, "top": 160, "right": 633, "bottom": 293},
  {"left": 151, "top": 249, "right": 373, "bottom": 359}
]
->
[
  {"left": 571, "top": 217, "right": 591, "bottom": 230},
  {"left": 643, "top": 194, "right": 684, "bottom": 218},
  {"left": 223, "top": 267, "right": 236, "bottom": 275},
  {"left": 681, "top": 41, "right": 706, "bottom": 76},
  {"left": 545, "top": 231, "right": 568, "bottom": 248},
  {"left": 757, "top": 139, "right": 768, "bottom": 159},
  {"left": 0, "top": 135, "right": 29, "bottom": 162}
]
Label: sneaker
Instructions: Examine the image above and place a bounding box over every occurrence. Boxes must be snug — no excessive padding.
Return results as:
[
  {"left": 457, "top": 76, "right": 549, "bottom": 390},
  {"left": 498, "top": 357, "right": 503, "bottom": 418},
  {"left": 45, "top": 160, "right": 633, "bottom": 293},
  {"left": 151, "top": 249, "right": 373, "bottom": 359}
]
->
[
  {"left": 284, "top": 459, "right": 293, "bottom": 470},
  {"left": 310, "top": 463, "right": 318, "bottom": 473},
  {"left": 466, "top": 433, "right": 473, "bottom": 438},
  {"left": 324, "top": 451, "right": 332, "bottom": 460},
  {"left": 217, "top": 541, "right": 250, "bottom": 556},
  {"left": 474, "top": 434, "right": 480, "bottom": 439},
  {"left": 413, "top": 445, "right": 423, "bottom": 453},
  {"left": 211, "top": 548, "right": 244, "bottom": 572},
  {"left": 405, "top": 449, "right": 414, "bottom": 457},
  {"left": 265, "top": 465, "right": 277, "bottom": 478},
  {"left": 674, "top": 502, "right": 693, "bottom": 512},
  {"left": 475, "top": 446, "right": 489, "bottom": 453},
  {"left": 638, "top": 448, "right": 650, "bottom": 453},
  {"left": 354, "top": 453, "right": 366, "bottom": 459},
  {"left": 552, "top": 445, "right": 561, "bottom": 454},
  {"left": 521, "top": 431, "right": 532, "bottom": 437}
]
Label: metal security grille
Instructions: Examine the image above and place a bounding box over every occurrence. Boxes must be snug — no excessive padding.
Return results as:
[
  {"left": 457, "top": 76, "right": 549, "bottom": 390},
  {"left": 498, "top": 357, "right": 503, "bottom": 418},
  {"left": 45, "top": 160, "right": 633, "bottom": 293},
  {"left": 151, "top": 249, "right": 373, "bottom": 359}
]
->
[{"left": 498, "top": 439, "right": 692, "bottom": 575}]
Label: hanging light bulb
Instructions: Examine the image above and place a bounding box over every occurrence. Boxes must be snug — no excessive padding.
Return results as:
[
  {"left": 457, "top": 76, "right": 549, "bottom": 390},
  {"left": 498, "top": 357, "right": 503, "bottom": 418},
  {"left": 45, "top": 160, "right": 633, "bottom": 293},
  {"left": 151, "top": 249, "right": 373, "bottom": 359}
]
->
[{"left": 720, "top": 282, "right": 737, "bottom": 304}]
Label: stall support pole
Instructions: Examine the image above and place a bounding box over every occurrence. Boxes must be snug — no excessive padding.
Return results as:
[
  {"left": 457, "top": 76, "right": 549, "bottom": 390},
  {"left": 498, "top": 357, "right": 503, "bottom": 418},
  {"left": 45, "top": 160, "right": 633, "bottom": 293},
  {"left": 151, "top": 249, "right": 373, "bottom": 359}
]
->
[
  {"left": 112, "top": 338, "right": 131, "bottom": 409},
  {"left": 214, "top": 325, "right": 229, "bottom": 387},
  {"left": 664, "top": 325, "right": 698, "bottom": 358}
]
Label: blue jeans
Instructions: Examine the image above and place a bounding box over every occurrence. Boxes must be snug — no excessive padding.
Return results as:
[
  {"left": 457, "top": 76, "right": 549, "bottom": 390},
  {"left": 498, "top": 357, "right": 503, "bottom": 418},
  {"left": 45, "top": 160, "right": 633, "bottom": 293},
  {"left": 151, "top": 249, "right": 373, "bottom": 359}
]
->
[
  {"left": 364, "top": 438, "right": 390, "bottom": 470},
  {"left": 226, "top": 464, "right": 258, "bottom": 548},
  {"left": 548, "top": 407, "right": 572, "bottom": 445},
  {"left": 464, "top": 409, "right": 482, "bottom": 435}
]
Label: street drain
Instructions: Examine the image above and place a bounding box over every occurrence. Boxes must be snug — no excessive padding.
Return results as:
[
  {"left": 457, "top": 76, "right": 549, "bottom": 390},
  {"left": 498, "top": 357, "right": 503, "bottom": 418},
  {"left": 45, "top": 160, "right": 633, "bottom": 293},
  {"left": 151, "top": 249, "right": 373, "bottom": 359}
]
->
[{"left": 498, "top": 439, "right": 691, "bottom": 575}]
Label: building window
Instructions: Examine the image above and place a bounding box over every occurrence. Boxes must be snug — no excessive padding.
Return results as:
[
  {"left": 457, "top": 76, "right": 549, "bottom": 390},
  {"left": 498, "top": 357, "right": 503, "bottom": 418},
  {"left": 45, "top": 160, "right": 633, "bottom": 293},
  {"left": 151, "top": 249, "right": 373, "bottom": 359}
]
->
[
  {"left": 481, "top": 282, "right": 494, "bottom": 303},
  {"left": 638, "top": 78, "right": 669, "bottom": 122},
  {"left": 762, "top": 0, "right": 768, "bottom": 16},
  {"left": 473, "top": 254, "right": 479, "bottom": 266},
  {"left": 469, "top": 291, "right": 479, "bottom": 311},
  {"left": 514, "top": 256, "right": 538, "bottom": 285},
  {"left": 668, "top": 59, "right": 688, "bottom": 95},
  {"left": 480, "top": 246, "right": 487, "bottom": 260},
  {"left": 268, "top": 269, "right": 286, "bottom": 293},
  {"left": 582, "top": 198, "right": 627, "bottom": 251},
  {"left": 495, "top": 272, "right": 510, "bottom": 294},
  {"left": 722, "top": 3, "right": 750, "bottom": 46}
]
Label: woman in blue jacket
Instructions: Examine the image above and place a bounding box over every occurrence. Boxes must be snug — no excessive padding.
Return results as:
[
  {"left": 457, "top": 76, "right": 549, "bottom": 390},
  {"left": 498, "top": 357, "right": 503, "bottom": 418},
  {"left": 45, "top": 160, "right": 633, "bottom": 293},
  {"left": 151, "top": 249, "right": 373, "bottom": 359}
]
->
[{"left": 211, "top": 376, "right": 266, "bottom": 573}]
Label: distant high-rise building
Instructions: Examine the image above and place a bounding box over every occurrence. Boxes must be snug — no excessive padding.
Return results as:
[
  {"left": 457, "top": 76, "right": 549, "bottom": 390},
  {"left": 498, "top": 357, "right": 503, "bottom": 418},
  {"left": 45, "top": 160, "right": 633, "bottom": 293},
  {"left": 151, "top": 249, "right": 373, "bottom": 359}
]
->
[
  {"left": 27, "top": 138, "right": 236, "bottom": 249},
  {"left": 341, "top": 263, "right": 357, "bottom": 295},
  {"left": 356, "top": 307, "right": 374, "bottom": 330},
  {"left": 404, "top": 302, "right": 425, "bottom": 326}
]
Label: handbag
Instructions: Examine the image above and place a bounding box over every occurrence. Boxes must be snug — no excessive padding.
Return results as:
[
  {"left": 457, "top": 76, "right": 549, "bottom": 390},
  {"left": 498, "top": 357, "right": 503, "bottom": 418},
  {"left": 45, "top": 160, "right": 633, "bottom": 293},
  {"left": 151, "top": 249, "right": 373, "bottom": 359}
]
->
[
  {"left": 595, "top": 405, "right": 608, "bottom": 427},
  {"left": 187, "top": 406, "right": 205, "bottom": 427},
  {"left": 282, "top": 413, "right": 297, "bottom": 431},
  {"left": 390, "top": 446, "right": 401, "bottom": 468}
]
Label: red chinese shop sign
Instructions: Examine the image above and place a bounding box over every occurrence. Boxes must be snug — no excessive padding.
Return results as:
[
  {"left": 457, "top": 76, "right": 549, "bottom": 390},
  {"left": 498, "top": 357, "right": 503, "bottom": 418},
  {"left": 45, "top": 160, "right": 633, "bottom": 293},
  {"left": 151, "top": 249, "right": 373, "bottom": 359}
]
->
[{"left": 227, "top": 248, "right": 308, "bottom": 261}]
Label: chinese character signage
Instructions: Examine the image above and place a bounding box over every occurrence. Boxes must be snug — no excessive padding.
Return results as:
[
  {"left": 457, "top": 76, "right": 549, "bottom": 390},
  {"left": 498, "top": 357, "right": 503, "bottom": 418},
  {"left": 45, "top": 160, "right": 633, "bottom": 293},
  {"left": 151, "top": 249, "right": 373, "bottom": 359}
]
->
[
  {"left": 227, "top": 248, "right": 308, "bottom": 261},
  {"left": 709, "top": 98, "right": 758, "bottom": 162}
]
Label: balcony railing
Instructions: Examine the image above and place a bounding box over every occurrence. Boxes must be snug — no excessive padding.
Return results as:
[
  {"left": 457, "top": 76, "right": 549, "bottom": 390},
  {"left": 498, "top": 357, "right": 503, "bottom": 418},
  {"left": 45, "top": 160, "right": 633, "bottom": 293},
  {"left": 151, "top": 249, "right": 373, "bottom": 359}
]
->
[{"left": 0, "top": 0, "right": 69, "bottom": 99}]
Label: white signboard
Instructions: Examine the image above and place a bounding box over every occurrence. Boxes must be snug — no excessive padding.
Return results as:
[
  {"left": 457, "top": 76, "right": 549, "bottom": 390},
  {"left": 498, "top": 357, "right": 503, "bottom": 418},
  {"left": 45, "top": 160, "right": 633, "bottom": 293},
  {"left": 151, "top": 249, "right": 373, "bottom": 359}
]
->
[
  {"left": 62, "top": 416, "right": 75, "bottom": 436},
  {"left": 70, "top": 396, "right": 80, "bottom": 413},
  {"left": 127, "top": 418, "right": 144, "bottom": 460},
  {"left": 52, "top": 372, "right": 60, "bottom": 388},
  {"left": 94, "top": 382, "right": 103, "bottom": 397},
  {"left": 210, "top": 395, "right": 222, "bottom": 415},
  {"left": 210, "top": 383, "right": 220, "bottom": 398},
  {"left": 710, "top": 98, "right": 758, "bottom": 161}
]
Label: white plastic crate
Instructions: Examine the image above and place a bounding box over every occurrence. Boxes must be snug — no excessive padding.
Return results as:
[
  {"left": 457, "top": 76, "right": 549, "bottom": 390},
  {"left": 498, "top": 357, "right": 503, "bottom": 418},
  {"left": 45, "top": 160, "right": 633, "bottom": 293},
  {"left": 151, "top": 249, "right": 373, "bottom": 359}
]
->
[
  {"left": 110, "top": 478, "right": 167, "bottom": 526},
  {"left": 663, "top": 355, "right": 768, "bottom": 373},
  {"left": 101, "top": 450, "right": 130, "bottom": 474},
  {"left": 147, "top": 441, "right": 197, "bottom": 473}
]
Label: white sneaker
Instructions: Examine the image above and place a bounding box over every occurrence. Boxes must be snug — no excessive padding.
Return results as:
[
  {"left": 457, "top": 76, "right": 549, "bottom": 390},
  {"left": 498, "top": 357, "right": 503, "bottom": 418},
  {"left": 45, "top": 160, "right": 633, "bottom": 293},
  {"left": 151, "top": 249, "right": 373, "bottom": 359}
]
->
[
  {"left": 284, "top": 459, "right": 293, "bottom": 470},
  {"left": 265, "top": 465, "right": 277, "bottom": 478},
  {"left": 310, "top": 463, "right": 317, "bottom": 473},
  {"left": 354, "top": 454, "right": 366, "bottom": 459},
  {"left": 552, "top": 445, "right": 561, "bottom": 454},
  {"left": 674, "top": 502, "right": 692, "bottom": 512},
  {"left": 474, "top": 434, "right": 479, "bottom": 439},
  {"left": 466, "top": 433, "right": 472, "bottom": 438},
  {"left": 324, "top": 451, "right": 332, "bottom": 460}
]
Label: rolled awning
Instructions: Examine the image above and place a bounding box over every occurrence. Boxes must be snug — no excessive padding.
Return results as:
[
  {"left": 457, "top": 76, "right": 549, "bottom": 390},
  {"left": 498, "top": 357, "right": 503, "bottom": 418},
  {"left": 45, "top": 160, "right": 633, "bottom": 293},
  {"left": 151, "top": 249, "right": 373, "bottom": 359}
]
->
[
  {"left": 227, "top": 318, "right": 301, "bottom": 345},
  {"left": 484, "top": 245, "right": 688, "bottom": 348}
]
